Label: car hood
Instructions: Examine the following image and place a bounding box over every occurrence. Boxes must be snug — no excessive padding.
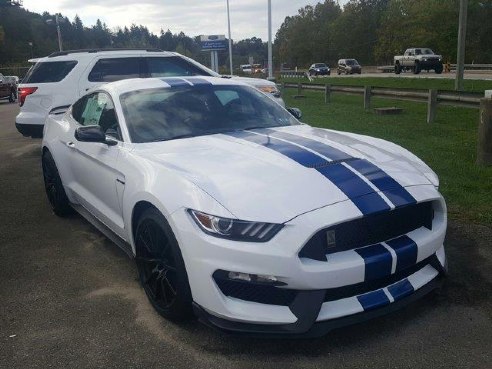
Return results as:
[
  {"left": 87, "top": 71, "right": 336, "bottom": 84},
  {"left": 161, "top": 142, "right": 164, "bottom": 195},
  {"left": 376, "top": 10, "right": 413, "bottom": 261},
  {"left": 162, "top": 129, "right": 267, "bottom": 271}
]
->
[{"left": 133, "top": 125, "right": 435, "bottom": 223}]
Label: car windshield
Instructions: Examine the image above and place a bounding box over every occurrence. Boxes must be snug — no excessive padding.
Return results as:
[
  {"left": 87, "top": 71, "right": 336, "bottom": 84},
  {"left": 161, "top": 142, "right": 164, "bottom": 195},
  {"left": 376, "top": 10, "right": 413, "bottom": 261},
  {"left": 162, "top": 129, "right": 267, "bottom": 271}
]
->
[
  {"left": 120, "top": 84, "right": 299, "bottom": 143},
  {"left": 346, "top": 59, "right": 358, "bottom": 66},
  {"left": 315, "top": 64, "right": 327, "bottom": 68},
  {"left": 423, "top": 49, "right": 434, "bottom": 55}
]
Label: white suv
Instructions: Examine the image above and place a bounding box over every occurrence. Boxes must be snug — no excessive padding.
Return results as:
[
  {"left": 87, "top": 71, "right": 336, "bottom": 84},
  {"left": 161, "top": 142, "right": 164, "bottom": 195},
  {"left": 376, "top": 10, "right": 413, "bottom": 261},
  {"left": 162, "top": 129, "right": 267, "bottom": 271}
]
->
[{"left": 16, "top": 48, "right": 284, "bottom": 138}]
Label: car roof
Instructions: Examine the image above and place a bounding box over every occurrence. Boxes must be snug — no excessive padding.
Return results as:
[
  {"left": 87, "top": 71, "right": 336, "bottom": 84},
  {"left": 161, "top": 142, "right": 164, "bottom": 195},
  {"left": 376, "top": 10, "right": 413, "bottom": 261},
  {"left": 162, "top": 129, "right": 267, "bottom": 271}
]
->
[
  {"left": 103, "top": 76, "right": 250, "bottom": 96},
  {"left": 33, "top": 49, "right": 177, "bottom": 62}
]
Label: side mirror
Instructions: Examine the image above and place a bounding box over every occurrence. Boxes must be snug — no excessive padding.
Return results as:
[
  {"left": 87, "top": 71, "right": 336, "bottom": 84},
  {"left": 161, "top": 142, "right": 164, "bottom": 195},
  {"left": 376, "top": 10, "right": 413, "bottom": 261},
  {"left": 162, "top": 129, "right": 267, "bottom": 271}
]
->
[
  {"left": 75, "top": 125, "right": 117, "bottom": 146},
  {"left": 287, "top": 107, "right": 303, "bottom": 120}
]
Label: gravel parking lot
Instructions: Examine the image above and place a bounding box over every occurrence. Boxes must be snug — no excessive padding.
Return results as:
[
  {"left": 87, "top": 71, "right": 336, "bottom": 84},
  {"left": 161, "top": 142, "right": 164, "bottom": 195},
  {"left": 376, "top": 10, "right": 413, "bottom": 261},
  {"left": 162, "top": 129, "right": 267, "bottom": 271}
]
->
[{"left": 1, "top": 102, "right": 491, "bottom": 369}]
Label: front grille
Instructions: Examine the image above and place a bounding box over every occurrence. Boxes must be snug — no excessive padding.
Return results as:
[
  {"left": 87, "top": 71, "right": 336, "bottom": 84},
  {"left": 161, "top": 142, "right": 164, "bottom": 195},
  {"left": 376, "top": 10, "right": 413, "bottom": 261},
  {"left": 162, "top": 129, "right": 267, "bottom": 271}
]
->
[{"left": 299, "top": 201, "right": 434, "bottom": 261}]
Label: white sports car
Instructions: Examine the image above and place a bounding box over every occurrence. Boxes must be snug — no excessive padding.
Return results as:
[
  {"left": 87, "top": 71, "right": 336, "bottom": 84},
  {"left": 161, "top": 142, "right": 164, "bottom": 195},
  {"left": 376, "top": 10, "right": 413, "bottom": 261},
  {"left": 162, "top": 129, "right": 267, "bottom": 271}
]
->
[{"left": 42, "top": 76, "right": 447, "bottom": 337}]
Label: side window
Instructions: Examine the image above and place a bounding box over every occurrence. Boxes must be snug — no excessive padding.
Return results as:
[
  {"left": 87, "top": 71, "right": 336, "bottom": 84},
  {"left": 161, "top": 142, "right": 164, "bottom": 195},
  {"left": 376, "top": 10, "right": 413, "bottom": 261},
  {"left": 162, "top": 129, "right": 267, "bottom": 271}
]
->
[
  {"left": 73, "top": 92, "right": 122, "bottom": 140},
  {"left": 22, "top": 61, "right": 77, "bottom": 83},
  {"left": 146, "top": 56, "right": 210, "bottom": 77},
  {"left": 88, "top": 58, "right": 141, "bottom": 82}
]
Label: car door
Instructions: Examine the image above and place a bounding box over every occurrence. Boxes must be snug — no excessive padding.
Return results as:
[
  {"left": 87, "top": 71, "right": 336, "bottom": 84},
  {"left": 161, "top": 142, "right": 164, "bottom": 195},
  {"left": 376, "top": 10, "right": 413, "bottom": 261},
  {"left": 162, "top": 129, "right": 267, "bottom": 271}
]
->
[{"left": 67, "top": 91, "right": 126, "bottom": 238}]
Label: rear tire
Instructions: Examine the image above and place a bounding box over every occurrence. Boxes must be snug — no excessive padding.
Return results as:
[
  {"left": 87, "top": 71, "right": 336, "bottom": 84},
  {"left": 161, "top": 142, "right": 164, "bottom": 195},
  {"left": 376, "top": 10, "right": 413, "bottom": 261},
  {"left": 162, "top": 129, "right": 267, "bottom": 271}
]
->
[
  {"left": 135, "top": 207, "right": 193, "bottom": 322},
  {"left": 395, "top": 63, "right": 402, "bottom": 74},
  {"left": 42, "top": 150, "right": 73, "bottom": 217}
]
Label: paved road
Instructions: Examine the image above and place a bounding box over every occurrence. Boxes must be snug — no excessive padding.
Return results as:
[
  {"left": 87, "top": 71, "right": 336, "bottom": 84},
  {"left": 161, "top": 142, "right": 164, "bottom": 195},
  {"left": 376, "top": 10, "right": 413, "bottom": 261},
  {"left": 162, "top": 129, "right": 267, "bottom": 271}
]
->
[
  {"left": 1, "top": 102, "right": 491, "bottom": 369},
  {"left": 312, "top": 70, "right": 492, "bottom": 81}
]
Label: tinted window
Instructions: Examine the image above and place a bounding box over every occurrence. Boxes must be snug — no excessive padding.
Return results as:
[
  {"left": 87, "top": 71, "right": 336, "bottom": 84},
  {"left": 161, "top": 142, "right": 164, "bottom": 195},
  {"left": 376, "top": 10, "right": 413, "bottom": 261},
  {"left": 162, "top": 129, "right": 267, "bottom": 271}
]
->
[
  {"left": 146, "top": 56, "right": 210, "bottom": 78},
  {"left": 23, "top": 61, "right": 77, "bottom": 83},
  {"left": 120, "top": 84, "right": 298, "bottom": 143},
  {"left": 88, "top": 58, "right": 141, "bottom": 82},
  {"left": 72, "top": 92, "right": 121, "bottom": 139}
]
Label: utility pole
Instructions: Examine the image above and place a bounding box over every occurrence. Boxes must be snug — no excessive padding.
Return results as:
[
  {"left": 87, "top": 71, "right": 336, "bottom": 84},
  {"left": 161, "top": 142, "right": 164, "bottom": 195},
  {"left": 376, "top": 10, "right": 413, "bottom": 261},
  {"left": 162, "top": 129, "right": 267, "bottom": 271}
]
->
[
  {"left": 455, "top": 0, "right": 468, "bottom": 91},
  {"left": 226, "top": 0, "right": 233, "bottom": 75},
  {"left": 46, "top": 14, "right": 64, "bottom": 52},
  {"left": 267, "top": 0, "right": 273, "bottom": 80}
]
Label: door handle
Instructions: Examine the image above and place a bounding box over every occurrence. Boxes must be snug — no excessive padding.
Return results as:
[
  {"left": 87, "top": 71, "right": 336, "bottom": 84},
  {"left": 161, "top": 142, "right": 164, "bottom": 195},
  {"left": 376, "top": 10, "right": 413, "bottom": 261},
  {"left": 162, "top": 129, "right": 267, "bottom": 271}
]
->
[{"left": 66, "top": 141, "right": 75, "bottom": 149}]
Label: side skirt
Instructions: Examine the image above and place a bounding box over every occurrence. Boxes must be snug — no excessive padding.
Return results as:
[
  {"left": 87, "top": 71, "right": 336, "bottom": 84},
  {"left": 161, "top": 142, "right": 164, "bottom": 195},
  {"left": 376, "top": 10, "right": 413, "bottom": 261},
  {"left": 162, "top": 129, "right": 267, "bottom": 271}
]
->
[{"left": 71, "top": 203, "right": 134, "bottom": 258}]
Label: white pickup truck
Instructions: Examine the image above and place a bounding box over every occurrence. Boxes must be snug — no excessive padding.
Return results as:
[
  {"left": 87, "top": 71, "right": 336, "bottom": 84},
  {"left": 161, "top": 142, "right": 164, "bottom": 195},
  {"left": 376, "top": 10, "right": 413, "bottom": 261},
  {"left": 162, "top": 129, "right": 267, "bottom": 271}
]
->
[{"left": 394, "top": 48, "right": 443, "bottom": 75}]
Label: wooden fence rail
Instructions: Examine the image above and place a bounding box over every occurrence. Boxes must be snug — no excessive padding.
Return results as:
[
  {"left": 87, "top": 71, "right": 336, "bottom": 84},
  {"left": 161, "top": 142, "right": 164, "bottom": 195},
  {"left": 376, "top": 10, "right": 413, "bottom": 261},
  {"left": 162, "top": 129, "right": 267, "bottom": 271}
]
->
[{"left": 280, "top": 82, "right": 482, "bottom": 123}]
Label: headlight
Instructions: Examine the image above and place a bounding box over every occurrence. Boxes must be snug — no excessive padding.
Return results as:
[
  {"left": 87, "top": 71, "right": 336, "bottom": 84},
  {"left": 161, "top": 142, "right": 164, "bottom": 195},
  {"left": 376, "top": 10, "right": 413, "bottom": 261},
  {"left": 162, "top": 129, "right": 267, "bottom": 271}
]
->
[
  {"left": 188, "top": 209, "right": 283, "bottom": 242},
  {"left": 257, "top": 85, "right": 281, "bottom": 98}
]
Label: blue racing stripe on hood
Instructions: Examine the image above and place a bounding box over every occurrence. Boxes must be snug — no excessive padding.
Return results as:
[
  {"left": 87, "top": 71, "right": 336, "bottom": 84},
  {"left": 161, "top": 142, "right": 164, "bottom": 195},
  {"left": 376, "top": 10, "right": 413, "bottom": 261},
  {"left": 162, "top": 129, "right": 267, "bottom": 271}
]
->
[
  {"left": 264, "top": 128, "right": 351, "bottom": 161},
  {"left": 347, "top": 159, "right": 416, "bottom": 207},
  {"left": 224, "top": 131, "right": 390, "bottom": 215},
  {"left": 265, "top": 129, "right": 416, "bottom": 208}
]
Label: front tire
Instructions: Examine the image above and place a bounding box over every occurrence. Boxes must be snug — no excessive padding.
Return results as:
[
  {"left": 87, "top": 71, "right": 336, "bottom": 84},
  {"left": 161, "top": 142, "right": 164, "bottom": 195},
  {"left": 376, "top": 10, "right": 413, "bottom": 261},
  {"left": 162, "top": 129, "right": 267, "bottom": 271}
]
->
[
  {"left": 42, "top": 150, "right": 73, "bottom": 217},
  {"left": 435, "top": 64, "right": 443, "bottom": 74},
  {"left": 135, "top": 208, "right": 193, "bottom": 321}
]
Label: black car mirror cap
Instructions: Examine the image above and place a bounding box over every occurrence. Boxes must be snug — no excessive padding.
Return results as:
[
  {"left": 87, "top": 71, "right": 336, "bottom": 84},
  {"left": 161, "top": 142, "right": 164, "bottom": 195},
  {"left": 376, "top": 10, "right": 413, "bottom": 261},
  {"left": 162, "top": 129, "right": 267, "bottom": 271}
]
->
[
  {"left": 287, "top": 107, "right": 303, "bottom": 120},
  {"left": 75, "top": 125, "right": 117, "bottom": 146}
]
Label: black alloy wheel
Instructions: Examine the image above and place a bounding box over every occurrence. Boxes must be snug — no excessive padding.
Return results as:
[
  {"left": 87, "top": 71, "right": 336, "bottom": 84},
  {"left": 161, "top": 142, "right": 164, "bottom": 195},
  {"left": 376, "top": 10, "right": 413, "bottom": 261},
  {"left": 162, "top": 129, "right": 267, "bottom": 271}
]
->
[
  {"left": 135, "top": 208, "right": 193, "bottom": 321},
  {"left": 42, "top": 150, "right": 73, "bottom": 217}
]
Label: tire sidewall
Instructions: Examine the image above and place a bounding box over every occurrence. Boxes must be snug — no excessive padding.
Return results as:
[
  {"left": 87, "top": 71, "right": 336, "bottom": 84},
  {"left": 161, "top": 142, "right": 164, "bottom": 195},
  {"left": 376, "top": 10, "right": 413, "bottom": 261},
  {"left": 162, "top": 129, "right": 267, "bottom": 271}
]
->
[{"left": 136, "top": 208, "right": 193, "bottom": 321}]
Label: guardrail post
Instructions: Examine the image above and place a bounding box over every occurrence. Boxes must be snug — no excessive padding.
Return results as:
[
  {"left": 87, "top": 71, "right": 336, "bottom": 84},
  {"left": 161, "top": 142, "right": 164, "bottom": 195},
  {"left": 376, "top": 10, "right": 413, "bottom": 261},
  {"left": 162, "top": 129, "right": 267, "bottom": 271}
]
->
[
  {"left": 477, "top": 98, "right": 492, "bottom": 166},
  {"left": 364, "top": 86, "right": 371, "bottom": 110},
  {"left": 427, "top": 89, "right": 438, "bottom": 123},
  {"left": 325, "top": 84, "right": 331, "bottom": 104}
]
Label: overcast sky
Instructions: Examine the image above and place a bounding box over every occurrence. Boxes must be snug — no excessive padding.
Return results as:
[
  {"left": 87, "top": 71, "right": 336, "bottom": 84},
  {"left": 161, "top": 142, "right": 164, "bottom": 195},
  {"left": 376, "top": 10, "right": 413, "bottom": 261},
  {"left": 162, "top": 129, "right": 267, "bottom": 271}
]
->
[{"left": 22, "top": 0, "right": 346, "bottom": 41}]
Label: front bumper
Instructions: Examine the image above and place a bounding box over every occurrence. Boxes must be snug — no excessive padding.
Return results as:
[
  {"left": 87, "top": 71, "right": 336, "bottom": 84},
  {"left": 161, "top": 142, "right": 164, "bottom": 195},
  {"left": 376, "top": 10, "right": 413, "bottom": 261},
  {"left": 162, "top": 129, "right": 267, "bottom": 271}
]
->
[
  {"left": 194, "top": 264, "right": 444, "bottom": 337},
  {"left": 171, "top": 187, "right": 447, "bottom": 335}
]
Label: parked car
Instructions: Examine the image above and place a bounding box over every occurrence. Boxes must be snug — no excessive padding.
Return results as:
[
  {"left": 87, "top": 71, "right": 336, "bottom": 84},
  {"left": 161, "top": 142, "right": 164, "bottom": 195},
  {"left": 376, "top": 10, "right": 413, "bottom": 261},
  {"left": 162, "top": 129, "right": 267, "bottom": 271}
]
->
[
  {"left": 308, "top": 63, "right": 330, "bottom": 76},
  {"left": 0, "top": 73, "right": 17, "bottom": 102},
  {"left": 15, "top": 49, "right": 284, "bottom": 138},
  {"left": 42, "top": 76, "right": 447, "bottom": 336},
  {"left": 239, "top": 64, "right": 252, "bottom": 74},
  {"left": 252, "top": 64, "right": 263, "bottom": 74},
  {"left": 394, "top": 48, "right": 443, "bottom": 74},
  {"left": 337, "top": 59, "right": 362, "bottom": 75}
]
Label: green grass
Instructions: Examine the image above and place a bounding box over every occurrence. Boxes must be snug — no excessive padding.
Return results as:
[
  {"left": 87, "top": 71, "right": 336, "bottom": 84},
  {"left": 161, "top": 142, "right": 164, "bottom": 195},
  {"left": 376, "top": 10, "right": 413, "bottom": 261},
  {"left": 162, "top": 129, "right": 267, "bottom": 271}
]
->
[
  {"left": 283, "top": 89, "right": 492, "bottom": 225},
  {"left": 280, "top": 76, "right": 492, "bottom": 94}
]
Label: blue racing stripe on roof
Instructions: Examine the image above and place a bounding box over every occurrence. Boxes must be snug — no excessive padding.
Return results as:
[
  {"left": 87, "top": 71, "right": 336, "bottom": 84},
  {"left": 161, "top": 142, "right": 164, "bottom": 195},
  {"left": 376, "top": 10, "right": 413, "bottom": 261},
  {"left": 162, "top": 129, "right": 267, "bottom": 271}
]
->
[
  {"left": 355, "top": 243, "right": 393, "bottom": 280},
  {"left": 185, "top": 77, "right": 213, "bottom": 85},
  {"left": 264, "top": 129, "right": 351, "bottom": 161},
  {"left": 388, "top": 279, "right": 414, "bottom": 301},
  {"left": 161, "top": 78, "right": 190, "bottom": 87},
  {"left": 357, "top": 289, "right": 390, "bottom": 311},
  {"left": 386, "top": 235, "right": 418, "bottom": 273},
  {"left": 346, "top": 159, "right": 416, "bottom": 207}
]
